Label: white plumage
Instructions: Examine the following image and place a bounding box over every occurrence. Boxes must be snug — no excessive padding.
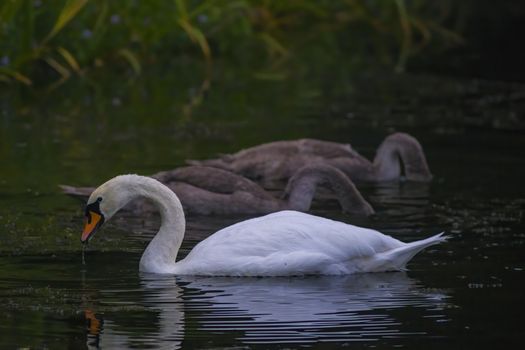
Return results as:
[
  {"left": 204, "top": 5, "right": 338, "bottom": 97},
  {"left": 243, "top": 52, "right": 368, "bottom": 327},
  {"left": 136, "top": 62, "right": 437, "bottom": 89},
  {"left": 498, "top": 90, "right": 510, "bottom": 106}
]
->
[
  {"left": 81, "top": 175, "right": 446, "bottom": 276},
  {"left": 177, "top": 211, "right": 445, "bottom": 276}
]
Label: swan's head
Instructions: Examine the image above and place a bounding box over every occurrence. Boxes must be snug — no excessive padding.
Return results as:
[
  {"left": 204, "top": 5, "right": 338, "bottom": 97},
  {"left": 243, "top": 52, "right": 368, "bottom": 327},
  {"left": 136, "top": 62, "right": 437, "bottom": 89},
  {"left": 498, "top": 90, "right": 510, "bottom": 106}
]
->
[{"left": 81, "top": 175, "right": 140, "bottom": 243}]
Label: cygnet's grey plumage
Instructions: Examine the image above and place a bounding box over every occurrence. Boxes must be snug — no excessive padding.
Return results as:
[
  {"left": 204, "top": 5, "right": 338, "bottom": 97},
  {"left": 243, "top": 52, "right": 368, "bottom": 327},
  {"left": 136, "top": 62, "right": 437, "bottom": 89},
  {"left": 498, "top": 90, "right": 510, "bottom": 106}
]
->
[
  {"left": 189, "top": 132, "right": 432, "bottom": 182},
  {"left": 61, "top": 165, "right": 374, "bottom": 216}
]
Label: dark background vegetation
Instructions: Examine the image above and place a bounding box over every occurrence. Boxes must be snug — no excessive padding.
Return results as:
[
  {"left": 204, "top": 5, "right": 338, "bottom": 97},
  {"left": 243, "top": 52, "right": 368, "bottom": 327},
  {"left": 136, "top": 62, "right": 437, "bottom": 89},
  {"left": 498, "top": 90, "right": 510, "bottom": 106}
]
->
[{"left": 2, "top": 1, "right": 525, "bottom": 96}]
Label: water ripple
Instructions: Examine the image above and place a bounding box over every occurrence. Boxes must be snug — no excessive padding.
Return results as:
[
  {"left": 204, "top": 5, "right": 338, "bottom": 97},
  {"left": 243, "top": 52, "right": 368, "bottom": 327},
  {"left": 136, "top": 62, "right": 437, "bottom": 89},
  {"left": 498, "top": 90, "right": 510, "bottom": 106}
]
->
[{"left": 81, "top": 273, "right": 450, "bottom": 348}]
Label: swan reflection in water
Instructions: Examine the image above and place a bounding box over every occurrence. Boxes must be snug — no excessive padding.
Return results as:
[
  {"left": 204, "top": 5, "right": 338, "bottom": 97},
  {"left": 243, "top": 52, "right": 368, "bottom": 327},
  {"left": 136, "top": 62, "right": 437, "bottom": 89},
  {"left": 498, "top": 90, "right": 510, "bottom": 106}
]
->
[
  {"left": 85, "top": 272, "right": 449, "bottom": 348},
  {"left": 84, "top": 274, "right": 185, "bottom": 349}
]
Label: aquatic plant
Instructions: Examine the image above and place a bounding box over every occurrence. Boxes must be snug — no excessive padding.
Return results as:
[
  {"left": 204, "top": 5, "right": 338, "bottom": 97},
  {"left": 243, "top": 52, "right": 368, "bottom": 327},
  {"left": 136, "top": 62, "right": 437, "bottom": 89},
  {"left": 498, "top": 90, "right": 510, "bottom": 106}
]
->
[{"left": 0, "top": 0, "right": 461, "bottom": 89}]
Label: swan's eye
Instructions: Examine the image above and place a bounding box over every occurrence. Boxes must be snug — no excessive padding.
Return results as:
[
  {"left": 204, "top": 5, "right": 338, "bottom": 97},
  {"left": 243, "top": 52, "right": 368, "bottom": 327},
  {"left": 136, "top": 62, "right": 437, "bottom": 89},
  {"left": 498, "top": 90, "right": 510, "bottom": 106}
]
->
[{"left": 85, "top": 197, "right": 103, "bottom": 219}]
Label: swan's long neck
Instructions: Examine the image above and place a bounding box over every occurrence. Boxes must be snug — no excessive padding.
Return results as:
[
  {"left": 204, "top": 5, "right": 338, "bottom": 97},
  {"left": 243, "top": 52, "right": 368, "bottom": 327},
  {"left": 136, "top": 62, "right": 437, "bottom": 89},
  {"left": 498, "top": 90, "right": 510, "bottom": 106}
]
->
[
  {"left": 130, "top": 178, "right": 185, "bottom": 273},
  {"left": 373, "top": 133, "right": 432, "bottom": 181},
  {"left": 283, "top": 165, "right": 374, "bottom": 215}
]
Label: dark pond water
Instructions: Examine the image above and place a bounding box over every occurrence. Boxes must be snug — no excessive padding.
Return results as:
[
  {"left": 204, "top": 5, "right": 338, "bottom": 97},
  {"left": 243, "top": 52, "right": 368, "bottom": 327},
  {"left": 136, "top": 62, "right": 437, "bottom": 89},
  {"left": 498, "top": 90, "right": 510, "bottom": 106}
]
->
[{"left": 0, "top": 71, "right": 524, "bottom": 349}]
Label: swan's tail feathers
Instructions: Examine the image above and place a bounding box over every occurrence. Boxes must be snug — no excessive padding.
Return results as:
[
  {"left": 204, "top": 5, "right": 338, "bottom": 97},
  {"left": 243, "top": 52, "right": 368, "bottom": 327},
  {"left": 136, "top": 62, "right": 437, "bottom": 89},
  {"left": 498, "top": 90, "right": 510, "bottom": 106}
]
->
[
  {"left": 59, "top": 185, "right": 94, "bottom": 201},
  {"left": 370, "top": 232, "right": 449, "bottom": 272}
]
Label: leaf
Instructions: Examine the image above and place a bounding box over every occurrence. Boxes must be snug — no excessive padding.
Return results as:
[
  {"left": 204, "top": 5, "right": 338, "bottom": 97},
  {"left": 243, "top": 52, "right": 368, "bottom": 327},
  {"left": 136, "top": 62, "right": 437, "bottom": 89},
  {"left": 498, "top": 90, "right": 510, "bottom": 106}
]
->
[
  {"left": 93, "top": 1, "right": 109, "bottom": 33},
  {"left": 45, "top": 57, "right": 70, "bottom": 79},
  {"left": 0, "top": 0, "right": 24, "bottom": 25},
  {"left": 178, "top": 19, "right": 211, "bottom": 61},
  {"left": 12, "top": 71, "right": 33, "bottom": 85},
  {"left": 175, "top": 0, "right": 189, "bottom": 20},
  {"left": 117, "top": 48, "right": 141, "bottom": 75},
  {"left": 0, "top": 68, "right": 33, "bottom": 85},
  {"left": 188, "top": 0, "right": 215, "bottom": 19},
  {"left": 57, "top": 47, "right": 80, "bottom": 72},
  {"left": 44, "top": 0, "right": 89, "bottom": 43},
  {"left": 258, "top": 33, "right": 289, "bottom": 57}
]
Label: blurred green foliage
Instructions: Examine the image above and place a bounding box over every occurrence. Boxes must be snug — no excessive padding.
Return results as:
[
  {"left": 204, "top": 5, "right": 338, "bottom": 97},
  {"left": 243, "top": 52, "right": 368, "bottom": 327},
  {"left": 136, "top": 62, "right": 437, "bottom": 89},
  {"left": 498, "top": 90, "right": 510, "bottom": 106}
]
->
[{"left": 0, "top": 0, "right": 461, "bottom": 90}]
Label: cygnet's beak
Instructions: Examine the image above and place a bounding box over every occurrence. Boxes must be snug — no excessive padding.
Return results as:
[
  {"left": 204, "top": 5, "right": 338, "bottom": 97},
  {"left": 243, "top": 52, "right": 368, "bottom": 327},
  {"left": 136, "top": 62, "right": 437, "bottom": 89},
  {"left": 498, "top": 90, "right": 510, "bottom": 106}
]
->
[{"left": 81, "top": 210, "right": 104, "bottom": 243}]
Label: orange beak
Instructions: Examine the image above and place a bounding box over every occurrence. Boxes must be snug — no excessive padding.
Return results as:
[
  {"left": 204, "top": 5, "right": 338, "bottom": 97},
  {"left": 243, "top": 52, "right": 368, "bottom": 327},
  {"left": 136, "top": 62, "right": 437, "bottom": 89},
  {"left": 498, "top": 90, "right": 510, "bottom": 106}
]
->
[
  {"left": 85, "top": 309, "right": 101, "bottom": 335},
  {"left": 81, "top": 211, "right": 104, "bottom": 243}
]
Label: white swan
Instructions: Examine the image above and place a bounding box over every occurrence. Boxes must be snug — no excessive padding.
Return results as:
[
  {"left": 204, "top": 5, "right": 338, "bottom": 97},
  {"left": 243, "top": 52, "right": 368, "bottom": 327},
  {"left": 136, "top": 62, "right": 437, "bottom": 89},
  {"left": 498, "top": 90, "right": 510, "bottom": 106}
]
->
[{"left": 81, "top": 174, "right": 447, "bottom": 276}]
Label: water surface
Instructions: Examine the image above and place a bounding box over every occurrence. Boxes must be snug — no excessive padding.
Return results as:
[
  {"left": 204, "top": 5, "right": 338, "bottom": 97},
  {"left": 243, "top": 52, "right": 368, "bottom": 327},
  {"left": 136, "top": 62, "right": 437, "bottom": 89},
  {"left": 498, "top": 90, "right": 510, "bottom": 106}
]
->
[{"left": 0, "top": 72, "right": 524, "bottom": 348}]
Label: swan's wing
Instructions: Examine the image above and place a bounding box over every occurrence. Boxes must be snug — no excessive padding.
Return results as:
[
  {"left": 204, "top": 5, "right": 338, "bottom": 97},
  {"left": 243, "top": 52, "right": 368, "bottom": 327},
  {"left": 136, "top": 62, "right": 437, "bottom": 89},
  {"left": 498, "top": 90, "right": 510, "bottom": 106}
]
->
[
  {"left": 168, "top": 182, "right": 277, "bottom": 215},
  {"left": 152, "top": 166, "right": 272, "bottom": 199},
  {"left": 297, "top": 139, "right": 361, "bottom": 159},
  {"left": 188, "top": 140, "right": 371, "bottom": 181},
  {"left": 230, "top": 139, "right": 361, "bottom": 160},
  {"left": 185, "top": 141, "right": 297, "bottom": 169},
  {"left": 224, "top": 139, "right": 363, "bottom": 162},
  {"left": 180, "top": 211, "right": 403, "bottom": 275}
]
